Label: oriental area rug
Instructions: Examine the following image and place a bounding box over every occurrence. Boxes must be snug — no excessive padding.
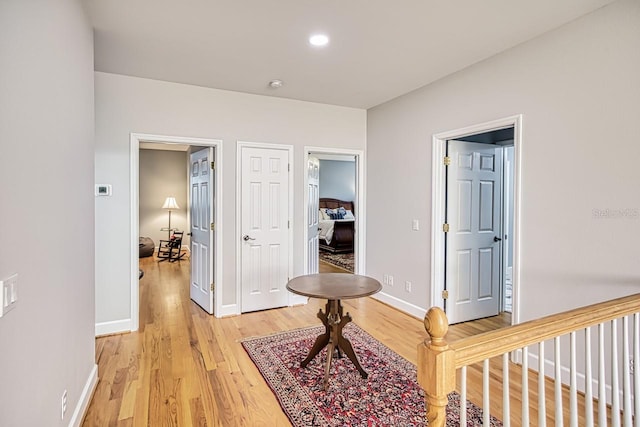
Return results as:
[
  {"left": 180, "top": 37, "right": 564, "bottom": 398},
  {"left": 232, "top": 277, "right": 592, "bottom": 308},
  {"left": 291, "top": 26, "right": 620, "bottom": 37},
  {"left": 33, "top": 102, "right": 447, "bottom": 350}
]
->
[
  {"left": 318, "top": 250, "right": 354, "bottom": 272},
  {"left": 242, "top": 323, "right": 502, "bottom": 426}
]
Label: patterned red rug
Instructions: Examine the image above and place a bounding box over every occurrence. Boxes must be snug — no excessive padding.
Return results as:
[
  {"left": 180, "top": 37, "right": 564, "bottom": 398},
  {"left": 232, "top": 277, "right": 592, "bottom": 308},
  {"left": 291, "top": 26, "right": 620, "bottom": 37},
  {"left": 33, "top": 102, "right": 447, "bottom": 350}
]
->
[{"left": 242, "top": 323, "right": 502, "bottom": 426}]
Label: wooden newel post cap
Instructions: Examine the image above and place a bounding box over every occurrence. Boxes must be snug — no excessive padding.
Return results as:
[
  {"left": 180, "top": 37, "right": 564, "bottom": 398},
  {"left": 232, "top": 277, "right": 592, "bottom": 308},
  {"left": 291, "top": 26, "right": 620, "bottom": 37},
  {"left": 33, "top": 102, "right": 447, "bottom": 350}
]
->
[{"left": 424, "top": 307, "right": 449, "bottom": 348}]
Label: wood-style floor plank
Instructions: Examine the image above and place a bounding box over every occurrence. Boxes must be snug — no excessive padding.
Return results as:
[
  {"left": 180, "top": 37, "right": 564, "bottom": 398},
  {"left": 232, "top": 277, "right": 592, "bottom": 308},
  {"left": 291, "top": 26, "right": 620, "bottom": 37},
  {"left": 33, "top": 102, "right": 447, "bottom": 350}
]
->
[{"left": 82, "top": 256, "right": 510, "bottom": 426}]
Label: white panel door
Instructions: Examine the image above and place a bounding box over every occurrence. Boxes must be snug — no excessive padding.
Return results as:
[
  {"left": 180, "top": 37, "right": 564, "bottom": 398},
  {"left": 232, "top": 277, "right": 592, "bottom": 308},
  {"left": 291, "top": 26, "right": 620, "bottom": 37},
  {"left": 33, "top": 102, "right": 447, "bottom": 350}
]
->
[
  {"left": 307, "top": 156, "right": 320, "bottom": 274},
  {"left": 446, "top": 140, "right": 502, "bottom": 324},
  {"left": 241, "top": 146, "right": 290, "bottom": 312},
  {"left": 190, "top": 148, "right": 214, "bottom": 314}
]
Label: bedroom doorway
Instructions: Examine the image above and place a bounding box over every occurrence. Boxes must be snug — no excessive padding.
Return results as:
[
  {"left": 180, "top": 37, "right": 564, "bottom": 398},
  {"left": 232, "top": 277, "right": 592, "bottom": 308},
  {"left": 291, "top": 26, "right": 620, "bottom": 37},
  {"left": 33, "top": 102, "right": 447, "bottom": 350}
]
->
[
  {"left": 304, "top": 147, "right": 365, "bottom": 275},
  {"left": 431, "top": 115, "right": 522, "bottom": 326},
  {"left": 130, "top": 133, "right": 223, "bottom": 331}
]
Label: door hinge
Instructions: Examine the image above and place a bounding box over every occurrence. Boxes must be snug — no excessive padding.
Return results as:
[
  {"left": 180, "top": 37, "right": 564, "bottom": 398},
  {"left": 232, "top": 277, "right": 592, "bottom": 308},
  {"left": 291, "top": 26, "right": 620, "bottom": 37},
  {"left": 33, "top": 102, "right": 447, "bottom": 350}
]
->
[
  {"left": 210, "top": 283, "right": 215, "bottom": 291},
  {"left": 443, "top": 156, "right": 451, "bottom": 166},
  {"left": 442, "top": 223, "right": 450, "bottom": 233},
  {"left": 288, "top": 220, "right": 290, "bottom": 229},
  {"left": 211, "top": 161, "right": 215, "bottom": 170},
  {"left": 288, "top": 163, "right": 291, "bottom": 172},
  {"left": 442, "top": 290, "right": 449, "bottom": 300},
  {"left": 210, "top": 222, "right": 215, "bottom": 231}
]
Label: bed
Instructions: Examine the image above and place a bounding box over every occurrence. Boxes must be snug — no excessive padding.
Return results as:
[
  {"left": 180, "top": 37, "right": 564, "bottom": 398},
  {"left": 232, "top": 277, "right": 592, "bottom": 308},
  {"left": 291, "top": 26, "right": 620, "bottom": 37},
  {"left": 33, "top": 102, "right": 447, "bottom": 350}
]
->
[{"left": 318, "top": 198, "right": 355, "bottom": 253}]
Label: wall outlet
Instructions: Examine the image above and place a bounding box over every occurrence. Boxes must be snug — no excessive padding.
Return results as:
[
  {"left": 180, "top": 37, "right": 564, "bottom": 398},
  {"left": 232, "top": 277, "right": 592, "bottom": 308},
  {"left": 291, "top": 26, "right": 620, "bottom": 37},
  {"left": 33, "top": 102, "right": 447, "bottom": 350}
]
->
[
  {"left": 383, "top": 274, "right": 389, "bottom": 285},
  {"left": 61, "top": 389, "right": 67, "bottom": 419},
  {"left": 412, "top": 219, "right": 419, "bottom": 231},
  {"left": 630, "top": 356, "right": 635, "bottom": 375},
  {"left": 388, "top": 275, "right": 394, "bottom": 286},
  {"left": 405, "top": 281, "right": 412, "bottom": 292}
]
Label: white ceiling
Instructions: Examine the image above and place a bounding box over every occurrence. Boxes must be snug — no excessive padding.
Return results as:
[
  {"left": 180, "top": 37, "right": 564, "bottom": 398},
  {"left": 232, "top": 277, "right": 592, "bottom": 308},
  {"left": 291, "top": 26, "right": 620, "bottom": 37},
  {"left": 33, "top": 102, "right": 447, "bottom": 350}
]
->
[{"left": 84, "top": 0, "right": 615, "bottom": 109}]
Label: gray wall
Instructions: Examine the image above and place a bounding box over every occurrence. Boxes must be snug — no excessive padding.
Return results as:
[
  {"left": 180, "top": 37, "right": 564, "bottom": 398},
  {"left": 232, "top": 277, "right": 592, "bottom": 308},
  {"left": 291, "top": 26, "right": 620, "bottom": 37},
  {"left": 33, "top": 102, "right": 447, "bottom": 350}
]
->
[
  {"left": 366, "top": 0, "right": 640, "bottom": 321},
  {"left": 0, "top": 0, "right": 96, "bottom": 425},
  {"left": 94, "top": 72, "right": 366, "bottom": 327},
  {"left": 319, "top": 160, "right": 356, "bottom": 203},
  {"left": 139, "top": 149, "right": 189, "bottom": 249}
]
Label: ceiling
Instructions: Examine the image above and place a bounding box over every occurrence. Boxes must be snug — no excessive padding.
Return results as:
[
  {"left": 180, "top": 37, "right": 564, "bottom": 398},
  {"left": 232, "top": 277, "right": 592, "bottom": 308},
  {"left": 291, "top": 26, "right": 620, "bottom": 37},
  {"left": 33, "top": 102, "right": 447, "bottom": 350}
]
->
[{"left": 84, "top": 0, "right": 615, "bottom": 109}]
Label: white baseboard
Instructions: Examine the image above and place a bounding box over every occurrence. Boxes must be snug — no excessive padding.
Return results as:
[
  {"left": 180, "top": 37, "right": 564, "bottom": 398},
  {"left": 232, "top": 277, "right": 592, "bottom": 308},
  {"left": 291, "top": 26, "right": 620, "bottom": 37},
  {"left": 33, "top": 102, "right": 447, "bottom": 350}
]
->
[
  {"left": 68, "top": 363, "right": 98, "bottom": 427},
  {"left": 95, "top": 318, "right": 132, "bottom": 336},
  {"left": 372, "top": 291, "right": 427, "bottom": 320},
  {"left": 217, "top": 303, "right": 239, "bottom": 317},
  {"left": 289, "top": 294, "right": 308, "bottom": 307}
]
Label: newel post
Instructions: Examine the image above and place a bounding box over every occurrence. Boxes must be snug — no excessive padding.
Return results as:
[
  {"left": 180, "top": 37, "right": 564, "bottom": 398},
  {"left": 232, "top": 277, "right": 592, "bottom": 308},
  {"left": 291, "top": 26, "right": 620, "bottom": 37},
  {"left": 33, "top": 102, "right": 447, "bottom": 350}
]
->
[{"left": 417, "top": 307, "right": 456, "bottom": 426}]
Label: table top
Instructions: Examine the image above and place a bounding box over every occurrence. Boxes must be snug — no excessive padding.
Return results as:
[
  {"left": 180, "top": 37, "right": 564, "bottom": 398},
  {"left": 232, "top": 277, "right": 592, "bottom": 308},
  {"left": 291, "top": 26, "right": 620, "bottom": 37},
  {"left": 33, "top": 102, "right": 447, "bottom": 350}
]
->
[{"left": 286, "top": 273, "right": 382, "bottom": 300}]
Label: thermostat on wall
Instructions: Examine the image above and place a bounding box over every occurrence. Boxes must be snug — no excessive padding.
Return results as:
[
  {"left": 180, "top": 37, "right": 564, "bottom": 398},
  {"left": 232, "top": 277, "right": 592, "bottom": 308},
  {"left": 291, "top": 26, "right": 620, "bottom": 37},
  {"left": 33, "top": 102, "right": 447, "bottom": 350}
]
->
[{"left": 95, "top": 184, "right": 112, "bottom": 196}]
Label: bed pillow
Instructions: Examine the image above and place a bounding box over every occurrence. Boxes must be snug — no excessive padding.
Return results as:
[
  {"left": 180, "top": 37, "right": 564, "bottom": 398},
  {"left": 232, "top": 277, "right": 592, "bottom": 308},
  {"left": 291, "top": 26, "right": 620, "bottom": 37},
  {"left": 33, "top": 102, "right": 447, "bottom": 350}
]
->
[
  {"left": 325, "top": 208, "right": 344, "bottom": 219},
  {"left": 319, "top": 209, "right": 329, "bottom": 220},
  {"left": 343, "top": 209, "right": 355, "bottom": 220}
]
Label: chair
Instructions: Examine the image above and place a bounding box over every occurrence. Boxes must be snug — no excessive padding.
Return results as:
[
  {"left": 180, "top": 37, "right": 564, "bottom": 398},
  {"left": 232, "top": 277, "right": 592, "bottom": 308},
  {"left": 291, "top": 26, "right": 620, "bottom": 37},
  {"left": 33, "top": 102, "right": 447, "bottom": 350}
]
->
[{"left": 158, "top": 231, "right": 186, "bottom": 262}]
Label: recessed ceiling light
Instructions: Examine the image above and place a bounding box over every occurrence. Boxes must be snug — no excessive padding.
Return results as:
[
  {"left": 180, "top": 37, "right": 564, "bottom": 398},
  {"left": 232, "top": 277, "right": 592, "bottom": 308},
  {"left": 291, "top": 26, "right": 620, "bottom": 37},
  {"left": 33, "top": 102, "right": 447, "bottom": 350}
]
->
[
  {"left": 268, "top": 79, "right": 284, "bottom": 89},
  {"left": 309, "top": 34, "right": 329, "bottom": 47}
]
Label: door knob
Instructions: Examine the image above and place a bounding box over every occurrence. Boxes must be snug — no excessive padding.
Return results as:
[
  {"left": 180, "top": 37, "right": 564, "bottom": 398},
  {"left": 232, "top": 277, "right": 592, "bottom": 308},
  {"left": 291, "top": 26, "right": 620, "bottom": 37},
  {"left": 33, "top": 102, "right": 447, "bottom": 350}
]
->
[
  {"left": 493, "top": 236, "right": 502, "bottom": 242},
  {"left": 243, "top": 235, "right": 256, "bottom": 241}
]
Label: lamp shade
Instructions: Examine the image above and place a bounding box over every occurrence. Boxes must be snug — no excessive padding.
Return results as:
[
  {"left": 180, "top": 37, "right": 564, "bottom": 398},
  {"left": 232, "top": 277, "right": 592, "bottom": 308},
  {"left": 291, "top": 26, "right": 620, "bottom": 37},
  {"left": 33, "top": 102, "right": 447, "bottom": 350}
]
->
[{"left": 162, "top": 197, "right": 180, "bottom": 210}]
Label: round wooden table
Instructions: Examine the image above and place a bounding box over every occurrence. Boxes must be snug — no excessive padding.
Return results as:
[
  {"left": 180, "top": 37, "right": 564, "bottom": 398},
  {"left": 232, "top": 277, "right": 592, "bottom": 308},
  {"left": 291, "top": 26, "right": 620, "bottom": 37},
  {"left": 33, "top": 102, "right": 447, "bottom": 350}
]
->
[{"left": 286, "top": 273, "right": 382, "bottom": 390}]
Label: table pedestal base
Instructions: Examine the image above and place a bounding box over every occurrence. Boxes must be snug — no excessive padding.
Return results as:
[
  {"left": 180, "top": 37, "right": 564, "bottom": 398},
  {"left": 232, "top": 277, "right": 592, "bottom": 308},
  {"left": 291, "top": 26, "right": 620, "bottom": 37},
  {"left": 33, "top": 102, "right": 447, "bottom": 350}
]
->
[{"left": 300, "top": 299, "right": 367, "bottom": 390}]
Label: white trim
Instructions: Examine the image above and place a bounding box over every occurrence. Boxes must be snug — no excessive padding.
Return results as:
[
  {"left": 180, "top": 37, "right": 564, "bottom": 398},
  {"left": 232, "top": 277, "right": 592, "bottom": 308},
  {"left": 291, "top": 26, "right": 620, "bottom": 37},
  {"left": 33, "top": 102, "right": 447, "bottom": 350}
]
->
[
  {"left": 95, "top": 318, "right": 132, "bottom": 336},
  {"left": 129, "top": 133, "right": 223, "bottom": 331},
  {"left": 430, "top": 115, "right": 523, "bottom": 325},
  {"left": 218, "top": 303, "right": 239, "bottom": 317},
  {"left": 303, "top": 146, "right": 366, "bottom": 275},
  {"left": 68, "top": 363, "right": 98, "bottom": 427},
  {"left": 236, "top": 141, "right": 294, "bottom": 314},
  {"left": 371, "top": 292, "right": 426, "bottom": 320}
]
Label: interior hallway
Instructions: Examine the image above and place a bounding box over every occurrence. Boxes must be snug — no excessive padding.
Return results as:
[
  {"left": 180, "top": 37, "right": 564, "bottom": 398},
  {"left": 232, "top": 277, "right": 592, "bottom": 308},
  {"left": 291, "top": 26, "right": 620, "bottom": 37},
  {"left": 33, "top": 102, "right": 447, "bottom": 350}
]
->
[{"left": 83, "top": 255, "right": 510, "bottom": 426}]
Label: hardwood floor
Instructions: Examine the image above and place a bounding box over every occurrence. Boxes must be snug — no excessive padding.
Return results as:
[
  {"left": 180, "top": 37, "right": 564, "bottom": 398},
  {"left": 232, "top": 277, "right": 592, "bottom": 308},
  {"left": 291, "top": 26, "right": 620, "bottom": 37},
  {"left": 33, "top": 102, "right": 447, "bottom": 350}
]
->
[
  {"left": 82, "top": 256, "right": 511, "bottom": 426},
  {"left": 318, "top": 259, "right": 350, "bottom": 273}
]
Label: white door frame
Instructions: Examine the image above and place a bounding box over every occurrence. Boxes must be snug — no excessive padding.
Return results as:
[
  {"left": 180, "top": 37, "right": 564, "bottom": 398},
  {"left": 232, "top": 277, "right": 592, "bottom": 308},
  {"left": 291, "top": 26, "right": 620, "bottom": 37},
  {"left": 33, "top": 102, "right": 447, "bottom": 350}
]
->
[
  {"left": 130, "top": 133, "right": 223, "bottom": 330},
  {"left": 430, "top": 115, "right": 523, "bottom": 325},
  {"left": 303, "top": 147, "right": 366, "bottom": 275},
  {"left": 235, "top": 141, "right": 294, "bottom": 313}
]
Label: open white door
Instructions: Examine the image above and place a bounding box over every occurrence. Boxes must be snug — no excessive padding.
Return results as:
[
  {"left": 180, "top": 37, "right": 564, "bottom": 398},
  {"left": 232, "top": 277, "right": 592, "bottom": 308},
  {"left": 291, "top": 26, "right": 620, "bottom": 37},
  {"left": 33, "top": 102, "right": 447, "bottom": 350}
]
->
[
  {"left": 446, "top": 140, "right": 502, "bottom": 324},
  {"left": 240, "top": 145, "right": 290, "bottom": 312},
  {"left": 307, "top": 156, "right": 320, "bottom": 274},
  {"left": 189, "top": 148, "right": 214, "bottom": 313}
]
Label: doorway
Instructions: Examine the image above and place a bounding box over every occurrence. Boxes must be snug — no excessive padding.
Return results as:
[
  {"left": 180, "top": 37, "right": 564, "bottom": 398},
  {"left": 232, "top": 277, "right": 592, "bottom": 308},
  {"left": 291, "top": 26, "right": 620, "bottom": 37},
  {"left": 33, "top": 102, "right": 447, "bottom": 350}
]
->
[
  {"left": 130, "top": 133, "right": 223, "bottom": 330},
  {"left": 304, "top": 147, "right": 365, "bottom": 276},
  {"left": 431, "top": 116, "right": 522, "bottom": 325}
]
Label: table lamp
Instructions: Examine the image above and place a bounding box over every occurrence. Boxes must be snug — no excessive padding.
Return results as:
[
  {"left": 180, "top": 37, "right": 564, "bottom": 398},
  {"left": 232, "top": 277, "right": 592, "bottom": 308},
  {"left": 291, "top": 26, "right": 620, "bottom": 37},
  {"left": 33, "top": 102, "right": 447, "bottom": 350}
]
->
[{"left": 162, "top": 197, "right": 180, "bottom": 239}]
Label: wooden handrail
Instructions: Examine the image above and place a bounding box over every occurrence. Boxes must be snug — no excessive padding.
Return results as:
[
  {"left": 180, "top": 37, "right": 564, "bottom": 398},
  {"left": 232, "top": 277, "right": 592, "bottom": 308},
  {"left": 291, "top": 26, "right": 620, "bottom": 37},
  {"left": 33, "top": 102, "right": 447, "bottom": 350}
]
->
[
  {"left": 450, "top": 293, "right": 640, "bottom": 367},
  {"left": 417, "top": 293, "right": 640, "bottom": 426}
]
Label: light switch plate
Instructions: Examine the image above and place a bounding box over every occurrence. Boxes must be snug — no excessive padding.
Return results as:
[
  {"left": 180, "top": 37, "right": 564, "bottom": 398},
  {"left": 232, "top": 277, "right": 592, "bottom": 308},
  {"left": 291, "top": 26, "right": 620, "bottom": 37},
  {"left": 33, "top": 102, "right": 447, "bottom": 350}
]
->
[{"left": 1, "top": 274, "right": 18, "bottom": 317}]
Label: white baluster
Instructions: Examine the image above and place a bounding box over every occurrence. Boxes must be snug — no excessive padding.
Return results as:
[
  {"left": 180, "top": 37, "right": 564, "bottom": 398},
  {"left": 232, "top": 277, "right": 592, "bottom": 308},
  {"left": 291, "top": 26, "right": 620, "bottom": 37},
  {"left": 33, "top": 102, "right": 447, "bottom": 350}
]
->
[
  {"left": 570, "top": 332, "right": 578, "bottom": 427},
  {"left": 460, "top": 366, "right": 467, "bottom": 426},
  {"left": 612, "top": 319, "right": 620, "bottom": 427},
  {"left": 622, "top": 316, "right": 632, "bottom": 427},
  {"left": 461, "top": 365, "right": 467, "bottom": 426},
  {"left": 522, "top": 347, "right": 529, "bottom": 426},
  {"left": 599, "top": 323, "right": 607, "bottom": 427},
  {"left": 503, "top": 352, "right": 510, "bottom": 427},
  {"left": 538, "top": 341, "right": 546, "bottom": 427},
  {"left": 585, "top": 327, "right": 594, "bottom": 427},
  {"left": 484, "top": 359, "right": 490, "bottom": 426},
  {"left": 634, "top": 313, "right": 639, "bottom": 427},
  {"left": 555, "top": 336, "right": 564, "bottom": 427}
]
